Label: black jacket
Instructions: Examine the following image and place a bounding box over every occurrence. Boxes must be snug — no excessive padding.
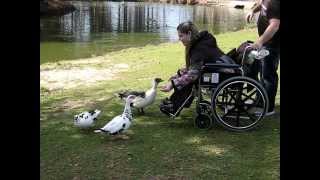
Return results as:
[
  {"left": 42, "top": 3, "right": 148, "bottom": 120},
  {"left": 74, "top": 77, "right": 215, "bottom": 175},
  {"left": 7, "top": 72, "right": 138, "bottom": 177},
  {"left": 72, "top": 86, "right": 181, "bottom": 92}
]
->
[
  {"left": 171, "top": 31, "right": 224, "bottom": 90},
  {"left": 187, "top": 30, "right": 224, "bottom": 68}
]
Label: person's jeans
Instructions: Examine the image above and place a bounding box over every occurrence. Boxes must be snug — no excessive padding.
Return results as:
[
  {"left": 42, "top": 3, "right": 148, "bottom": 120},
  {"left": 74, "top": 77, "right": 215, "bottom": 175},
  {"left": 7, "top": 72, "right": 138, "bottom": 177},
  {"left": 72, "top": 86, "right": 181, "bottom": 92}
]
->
[
  {"left": 263, "top": 48, "right": 280, "bottom": 112},
  {"left": 246, "top": 48, "right": 280, "bottom": 112}
]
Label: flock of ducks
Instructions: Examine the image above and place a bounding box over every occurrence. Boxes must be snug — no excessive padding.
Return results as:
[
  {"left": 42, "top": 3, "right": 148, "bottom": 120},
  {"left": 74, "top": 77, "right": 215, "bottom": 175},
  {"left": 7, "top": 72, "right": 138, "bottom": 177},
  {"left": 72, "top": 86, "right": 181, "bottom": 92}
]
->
[{"left": 73, "top": 78, "right": 163, "bottom": 136}]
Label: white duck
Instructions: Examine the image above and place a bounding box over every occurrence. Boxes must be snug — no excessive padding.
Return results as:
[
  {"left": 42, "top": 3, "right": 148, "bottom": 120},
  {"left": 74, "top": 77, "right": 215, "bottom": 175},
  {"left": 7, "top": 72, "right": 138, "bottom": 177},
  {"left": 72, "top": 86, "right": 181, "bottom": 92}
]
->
[
  {"left": 74, "top": 109, "right": 101, "bottom": 128},
  {"left": 94, "top": 95, "right": 136, "bottom": 135},
  {"left": 117, "top": 78, "right": 163, "bottom": 114}
]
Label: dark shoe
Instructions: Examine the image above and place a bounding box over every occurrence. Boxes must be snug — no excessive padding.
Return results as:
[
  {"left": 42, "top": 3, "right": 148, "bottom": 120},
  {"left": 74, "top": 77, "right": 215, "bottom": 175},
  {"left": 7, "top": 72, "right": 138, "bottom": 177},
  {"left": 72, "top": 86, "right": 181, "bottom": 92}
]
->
[
  {"left": 160, "top": 107, "right": 172, "bottom": 117},
  {"left": 160, "top": 101, "right": 174, "bottom": 117},
  {"left": 161, "top": 98, "right": 171, "bottom": 105}
]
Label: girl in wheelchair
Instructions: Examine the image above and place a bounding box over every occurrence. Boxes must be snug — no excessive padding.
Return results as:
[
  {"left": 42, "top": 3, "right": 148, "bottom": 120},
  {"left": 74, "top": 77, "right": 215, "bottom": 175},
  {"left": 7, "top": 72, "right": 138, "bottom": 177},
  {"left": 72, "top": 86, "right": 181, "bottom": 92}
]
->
[
  {"left": 159, "top": 22, "right": 270, "bottom": 132},
  {"left": 159, "top": 21, "right": 225, "bottom": 117}
]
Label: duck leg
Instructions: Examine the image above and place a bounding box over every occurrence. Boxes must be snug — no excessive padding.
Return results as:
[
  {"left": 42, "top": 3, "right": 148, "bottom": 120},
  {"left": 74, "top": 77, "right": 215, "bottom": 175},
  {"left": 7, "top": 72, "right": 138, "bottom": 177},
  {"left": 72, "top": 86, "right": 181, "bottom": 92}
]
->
[
  {"left": 135, "top": 108, "right": 145, "bottom": 115},
  {"left": 140, "top": 108, "right": 145, "bottom": 115}
]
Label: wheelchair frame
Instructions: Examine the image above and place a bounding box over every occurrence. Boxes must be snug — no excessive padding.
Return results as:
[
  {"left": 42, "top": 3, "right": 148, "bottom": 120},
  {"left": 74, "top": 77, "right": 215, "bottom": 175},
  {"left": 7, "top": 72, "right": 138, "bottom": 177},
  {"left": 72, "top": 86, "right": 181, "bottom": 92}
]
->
[{"left": 166, "top": 54, "right": 269, "bottom": 132}]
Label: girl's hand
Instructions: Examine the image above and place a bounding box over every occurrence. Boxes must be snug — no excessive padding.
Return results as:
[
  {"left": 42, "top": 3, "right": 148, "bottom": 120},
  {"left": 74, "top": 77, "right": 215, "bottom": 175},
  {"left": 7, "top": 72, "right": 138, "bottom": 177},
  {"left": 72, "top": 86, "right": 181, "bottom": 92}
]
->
[{"left": 160, "top": 83, "right": 173, "bottom": 92}]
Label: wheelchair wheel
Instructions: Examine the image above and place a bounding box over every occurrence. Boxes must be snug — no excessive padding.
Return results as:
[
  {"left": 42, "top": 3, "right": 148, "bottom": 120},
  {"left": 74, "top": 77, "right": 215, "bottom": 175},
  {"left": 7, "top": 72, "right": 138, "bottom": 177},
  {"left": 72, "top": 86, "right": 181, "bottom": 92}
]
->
[
  {"left": 195, "top": 100, "right": 213, "bottom": 130},
  {"left": 211, "top": 76, "right": 269, "bottom": 132}
]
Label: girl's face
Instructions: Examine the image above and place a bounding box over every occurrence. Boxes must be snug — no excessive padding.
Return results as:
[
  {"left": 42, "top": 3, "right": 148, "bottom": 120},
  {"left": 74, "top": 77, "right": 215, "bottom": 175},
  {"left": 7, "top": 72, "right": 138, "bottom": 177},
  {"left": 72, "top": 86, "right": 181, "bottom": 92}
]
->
[{"left": 178, "top": 31, "right": 191, "bottom": 47}]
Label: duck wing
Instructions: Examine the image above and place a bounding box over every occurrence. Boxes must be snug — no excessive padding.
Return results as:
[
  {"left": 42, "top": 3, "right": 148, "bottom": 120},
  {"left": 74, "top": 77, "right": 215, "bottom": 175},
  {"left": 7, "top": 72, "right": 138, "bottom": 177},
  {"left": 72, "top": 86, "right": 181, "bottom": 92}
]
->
[
  {"left": 131, "top": 96, "right": 147, "bottom": 107},
  {"left": 132, "top": 89, "right": 157, "bottom": 108},
  {"left": 102, "top": 115, "right": 130, "bottom": 134},
  {"left": 118, "top": 90, "right": 146, "bottom": 99}
]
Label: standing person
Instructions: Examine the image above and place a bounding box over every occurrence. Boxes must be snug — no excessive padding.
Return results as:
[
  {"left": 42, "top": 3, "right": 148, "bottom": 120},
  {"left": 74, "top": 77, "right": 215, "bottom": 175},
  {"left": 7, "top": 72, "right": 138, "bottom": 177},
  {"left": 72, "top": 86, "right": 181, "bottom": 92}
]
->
[{"left": 246, "top": 0, "right": 280, "bottom": 116}]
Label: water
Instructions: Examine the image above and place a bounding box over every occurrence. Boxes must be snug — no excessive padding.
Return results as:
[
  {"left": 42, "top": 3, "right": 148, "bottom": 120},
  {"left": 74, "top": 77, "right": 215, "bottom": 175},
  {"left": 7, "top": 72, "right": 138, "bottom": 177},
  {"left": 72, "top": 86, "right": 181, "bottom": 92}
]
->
[{"left": 40, "top": 1, "right": 250, "bottom": 64}]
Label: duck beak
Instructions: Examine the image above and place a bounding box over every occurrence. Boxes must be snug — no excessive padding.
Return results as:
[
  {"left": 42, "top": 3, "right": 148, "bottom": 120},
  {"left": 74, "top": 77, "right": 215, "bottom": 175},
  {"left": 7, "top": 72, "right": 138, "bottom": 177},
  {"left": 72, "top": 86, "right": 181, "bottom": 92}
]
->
[{"left": 156, "top": 78, "right": 164, "bottom": 83}]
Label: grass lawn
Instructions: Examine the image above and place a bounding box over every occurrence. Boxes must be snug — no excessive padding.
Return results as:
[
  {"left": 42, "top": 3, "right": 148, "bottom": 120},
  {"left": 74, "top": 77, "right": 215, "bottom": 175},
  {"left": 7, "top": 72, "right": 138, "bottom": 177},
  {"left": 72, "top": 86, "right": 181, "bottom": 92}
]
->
[{"left": 40, "top": 28, "right": 280, "bottom": 180}]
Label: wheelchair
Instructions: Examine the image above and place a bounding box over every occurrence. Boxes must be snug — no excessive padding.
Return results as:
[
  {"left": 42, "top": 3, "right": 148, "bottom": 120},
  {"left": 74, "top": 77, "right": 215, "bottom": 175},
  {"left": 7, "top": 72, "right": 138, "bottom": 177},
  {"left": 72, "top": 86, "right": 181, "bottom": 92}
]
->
[{"left": 160, "top": 46, "right": 269, "bottom": 132}]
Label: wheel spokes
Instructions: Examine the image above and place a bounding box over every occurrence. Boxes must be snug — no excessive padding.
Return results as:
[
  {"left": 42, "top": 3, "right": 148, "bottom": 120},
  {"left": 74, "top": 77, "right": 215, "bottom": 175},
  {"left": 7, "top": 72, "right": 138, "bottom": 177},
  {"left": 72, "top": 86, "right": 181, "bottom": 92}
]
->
[{"left": 213, "top": 78, "right": 268, "bottom": 131}]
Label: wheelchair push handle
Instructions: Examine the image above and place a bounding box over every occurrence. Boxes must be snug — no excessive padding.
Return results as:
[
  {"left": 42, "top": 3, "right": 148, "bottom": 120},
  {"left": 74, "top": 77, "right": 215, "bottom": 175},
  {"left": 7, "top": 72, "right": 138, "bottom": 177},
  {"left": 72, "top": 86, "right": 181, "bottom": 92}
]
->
[
  {"left": 248, "top": 48, "right": 270, "bottom": 60},
  {"left": 242, "top": 44, "right": 270, "bottom": 65}
]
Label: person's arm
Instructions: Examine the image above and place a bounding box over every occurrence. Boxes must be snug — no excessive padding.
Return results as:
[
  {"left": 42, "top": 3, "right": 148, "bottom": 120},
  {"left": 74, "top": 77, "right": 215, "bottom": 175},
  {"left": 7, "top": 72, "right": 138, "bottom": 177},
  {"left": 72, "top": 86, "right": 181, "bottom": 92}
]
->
[
  {"left": 160, "top": 67, "right": 189, "bottom": 92},
  {"left": 160, "top": 68, "right": 197, "bottom": 92},
  {"left": 251, "top": 18, "right": 280, "bottom": 49},
  {"left": 170, "top": 51, "right": 205, "bottom": 91},
  {"left": 171, "top": 67, "right": 200, "bottom": 91}
]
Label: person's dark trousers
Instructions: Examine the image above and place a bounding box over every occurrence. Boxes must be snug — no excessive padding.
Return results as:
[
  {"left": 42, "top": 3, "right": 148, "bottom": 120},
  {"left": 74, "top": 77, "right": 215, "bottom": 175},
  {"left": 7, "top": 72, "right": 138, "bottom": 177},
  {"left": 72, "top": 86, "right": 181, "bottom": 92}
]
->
[
  {"left": 245, "top": 48, "right": 280, "bottom": 112},
  {"left": 261, "top": 47, "right": 280, "bottom": 112}
]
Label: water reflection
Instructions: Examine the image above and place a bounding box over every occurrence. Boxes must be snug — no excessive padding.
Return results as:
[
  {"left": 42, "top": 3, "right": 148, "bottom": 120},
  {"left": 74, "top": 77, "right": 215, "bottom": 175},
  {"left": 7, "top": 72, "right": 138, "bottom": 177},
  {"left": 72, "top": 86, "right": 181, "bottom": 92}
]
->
[
  {"left": 193, "top": 5, "right": 246, "bottom": 34},
  {"left": 40, "top": 1, "right": 250, "bottom": 63},
  {"left": 41, "top": 1, "right": 247, "bottom": 43}
]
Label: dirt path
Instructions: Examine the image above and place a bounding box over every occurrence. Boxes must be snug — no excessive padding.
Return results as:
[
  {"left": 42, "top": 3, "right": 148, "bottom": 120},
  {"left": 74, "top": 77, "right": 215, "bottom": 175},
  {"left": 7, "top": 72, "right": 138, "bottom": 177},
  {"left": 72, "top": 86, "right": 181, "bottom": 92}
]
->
[{"left": 40, "top": 56, "right": 129, "bottom": 91}]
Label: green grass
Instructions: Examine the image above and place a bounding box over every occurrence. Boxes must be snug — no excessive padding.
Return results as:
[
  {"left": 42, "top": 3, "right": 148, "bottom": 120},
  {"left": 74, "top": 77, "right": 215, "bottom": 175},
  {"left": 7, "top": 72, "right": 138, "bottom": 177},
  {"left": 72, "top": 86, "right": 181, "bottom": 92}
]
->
[{"left": 40, "top": 28, "right": 280, "bottom": 180}]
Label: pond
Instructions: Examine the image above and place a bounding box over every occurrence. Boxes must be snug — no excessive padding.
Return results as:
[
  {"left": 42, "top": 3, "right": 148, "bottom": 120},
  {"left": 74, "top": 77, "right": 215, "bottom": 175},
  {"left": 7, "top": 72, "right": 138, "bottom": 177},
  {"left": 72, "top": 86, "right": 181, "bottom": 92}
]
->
[{"left": 40, "top": 1, "right": 251, "bottom": 64}]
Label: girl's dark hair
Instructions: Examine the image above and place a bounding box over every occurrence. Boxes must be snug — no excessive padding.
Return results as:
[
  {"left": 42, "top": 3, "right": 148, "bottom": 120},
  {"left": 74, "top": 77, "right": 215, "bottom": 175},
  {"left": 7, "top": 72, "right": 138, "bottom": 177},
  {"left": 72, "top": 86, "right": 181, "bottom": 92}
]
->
[
  {"left": 177, "top": 21, "right": 199, "bottom": 41},
  {"left": 177, "top": 21, "right": 200, "bottom": 68}
]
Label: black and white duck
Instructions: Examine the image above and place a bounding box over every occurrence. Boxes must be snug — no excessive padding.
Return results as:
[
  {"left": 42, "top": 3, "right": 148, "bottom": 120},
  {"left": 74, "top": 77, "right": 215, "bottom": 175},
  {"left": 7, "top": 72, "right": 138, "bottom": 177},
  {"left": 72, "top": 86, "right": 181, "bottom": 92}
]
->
[
  {"left": 74, "top": 109, "right": 101, "bottom": 128},
  {"left": 117, "top": 78, "right": 163, "bottom": 114},
  {"left": 94, "top": 95, "right": 136, "bottom": 135}
]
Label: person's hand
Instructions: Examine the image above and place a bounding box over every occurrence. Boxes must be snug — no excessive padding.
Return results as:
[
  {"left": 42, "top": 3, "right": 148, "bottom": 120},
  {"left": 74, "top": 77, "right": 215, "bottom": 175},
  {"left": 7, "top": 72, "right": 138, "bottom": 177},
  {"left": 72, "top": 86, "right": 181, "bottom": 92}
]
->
[
  {"left": 251, "top": 41, "right": 263, "bottom": 50},
  {"left": 160, "top": 83, "right": 173, "bottom": 92},
  {"left": 246, "top": 12, "right": 254, "bottom": 23},
  {"left": 179, "top": 67, "right": 187, "bottom": 73}
]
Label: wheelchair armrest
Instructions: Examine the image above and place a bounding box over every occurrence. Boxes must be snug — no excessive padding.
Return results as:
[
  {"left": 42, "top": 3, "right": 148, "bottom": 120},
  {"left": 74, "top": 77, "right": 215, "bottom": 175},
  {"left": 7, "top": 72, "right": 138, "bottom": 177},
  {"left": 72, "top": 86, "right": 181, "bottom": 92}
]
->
[
  {"left": 219, "top": 55, "right": 237, "bottom": 64},
  {"left": 202, "top": 63, "right": 240, "bottom": 71}
]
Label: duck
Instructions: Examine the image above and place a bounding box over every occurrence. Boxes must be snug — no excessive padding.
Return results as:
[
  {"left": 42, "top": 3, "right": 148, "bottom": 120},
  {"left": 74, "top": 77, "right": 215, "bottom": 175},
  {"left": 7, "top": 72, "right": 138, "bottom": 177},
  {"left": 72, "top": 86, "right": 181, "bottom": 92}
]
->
[
  {"left": 74, "top": 109, "right": 101, "bottom": 128},
  {"left": 117, "top": 78, "right": 163, "bottom": 114},
  {"left": 94, "top": 95, "right": 136, "bottom": 135}
]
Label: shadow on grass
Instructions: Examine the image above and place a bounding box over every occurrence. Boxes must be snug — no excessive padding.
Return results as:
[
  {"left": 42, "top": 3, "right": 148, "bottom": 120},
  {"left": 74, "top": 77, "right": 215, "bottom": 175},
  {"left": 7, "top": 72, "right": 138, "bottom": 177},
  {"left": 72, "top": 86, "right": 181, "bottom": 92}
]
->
[{"left": 41, "top": 94, "right": 280, "bottom": 179}]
